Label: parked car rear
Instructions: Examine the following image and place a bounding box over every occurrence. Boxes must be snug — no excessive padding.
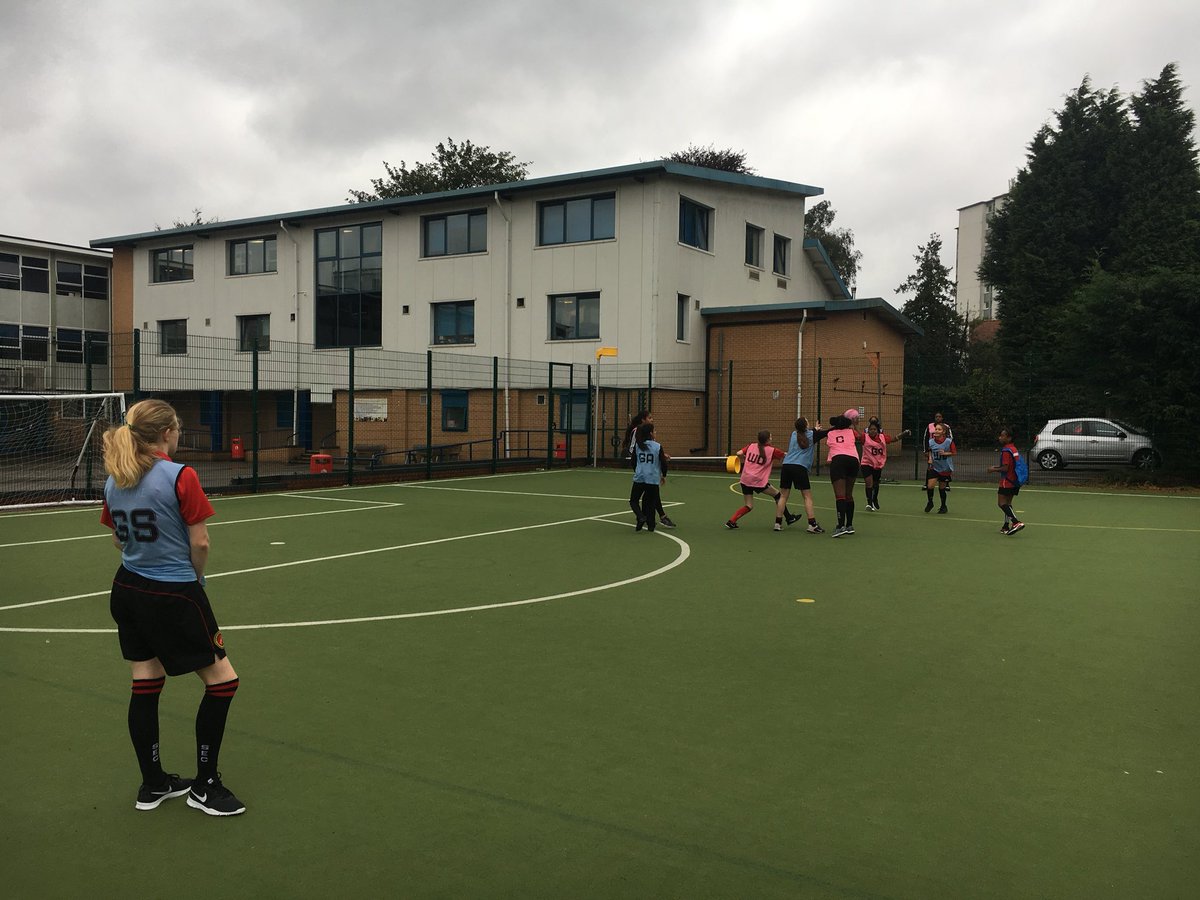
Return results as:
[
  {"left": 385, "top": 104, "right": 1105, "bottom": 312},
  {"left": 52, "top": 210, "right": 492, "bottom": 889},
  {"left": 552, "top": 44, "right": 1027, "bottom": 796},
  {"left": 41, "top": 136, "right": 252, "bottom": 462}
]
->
[{"left": 1032, "top": 418, "right": 1160, "bottom": 470}]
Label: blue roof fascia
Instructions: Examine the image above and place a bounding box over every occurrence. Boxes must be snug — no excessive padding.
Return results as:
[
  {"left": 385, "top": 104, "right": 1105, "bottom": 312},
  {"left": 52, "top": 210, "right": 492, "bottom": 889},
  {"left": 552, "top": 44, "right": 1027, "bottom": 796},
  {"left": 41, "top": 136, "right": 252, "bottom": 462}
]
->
[
  {"left": 90, "top": 160, "right": 824, "bottom": 248},
  {"left": 802, "top": 237, "right": 852, "bottom": 300},
  {"left": 702, "top": 298, "right": 924, "bottom": 337}
]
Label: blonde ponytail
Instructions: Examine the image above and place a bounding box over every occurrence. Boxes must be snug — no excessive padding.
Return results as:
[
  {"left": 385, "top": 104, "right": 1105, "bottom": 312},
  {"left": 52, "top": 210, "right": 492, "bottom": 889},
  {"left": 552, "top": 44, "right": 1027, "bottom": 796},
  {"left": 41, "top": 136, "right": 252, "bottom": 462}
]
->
[{"left": 103, "top": 399, "right": 179, "bottom": 488}]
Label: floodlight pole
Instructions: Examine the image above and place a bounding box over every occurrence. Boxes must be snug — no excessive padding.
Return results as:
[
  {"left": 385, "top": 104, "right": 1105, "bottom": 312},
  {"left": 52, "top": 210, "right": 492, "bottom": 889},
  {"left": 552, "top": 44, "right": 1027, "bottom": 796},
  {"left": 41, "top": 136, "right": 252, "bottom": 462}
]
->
[{"left": 593, "top": 347, "right": 617, "bottom": 467}]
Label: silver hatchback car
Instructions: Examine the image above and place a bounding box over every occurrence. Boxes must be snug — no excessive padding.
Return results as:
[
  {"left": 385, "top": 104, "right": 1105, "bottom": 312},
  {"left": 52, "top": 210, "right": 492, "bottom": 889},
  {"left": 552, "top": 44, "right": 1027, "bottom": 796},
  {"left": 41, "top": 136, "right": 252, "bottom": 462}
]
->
[{"left": 1032, "top": 417, "right": 1160, "bottom": 470}]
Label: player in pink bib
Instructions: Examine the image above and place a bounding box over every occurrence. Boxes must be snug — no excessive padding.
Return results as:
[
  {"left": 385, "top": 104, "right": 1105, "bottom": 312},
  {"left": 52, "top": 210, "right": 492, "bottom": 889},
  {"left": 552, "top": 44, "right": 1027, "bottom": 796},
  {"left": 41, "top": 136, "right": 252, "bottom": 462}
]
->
[
  {"left": 724, "top": 430, "right": 785, "bottom": 530},
  {"left": 859, "top": 419, "right": 910, "bottom": 511},
  {"left": 813, "top": 409, "right": 865, "bottom": 537}
]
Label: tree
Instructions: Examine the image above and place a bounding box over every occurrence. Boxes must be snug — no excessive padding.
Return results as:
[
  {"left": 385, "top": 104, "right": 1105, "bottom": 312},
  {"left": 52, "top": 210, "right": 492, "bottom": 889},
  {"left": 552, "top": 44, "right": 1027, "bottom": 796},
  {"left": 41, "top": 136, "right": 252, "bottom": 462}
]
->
[
  {"left": 805, "top": 200, "right": 863, "bottom": 293},
  {"left": 155, "top": 208, "right": 219, "bottom": 230},
  {"left": 897, "top": 233, "right": 967, "bottom": 387},
  {"left": 348, "top": 138, "right": 530, "bottom": 202},
  {"left": 665, "top": 144, "right": 754, "bottom": 174}
]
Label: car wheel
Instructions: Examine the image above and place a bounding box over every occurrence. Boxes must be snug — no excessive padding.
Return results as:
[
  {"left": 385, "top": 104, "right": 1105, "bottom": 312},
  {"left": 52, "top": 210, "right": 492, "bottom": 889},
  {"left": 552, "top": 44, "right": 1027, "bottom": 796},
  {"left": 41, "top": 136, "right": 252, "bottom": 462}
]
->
[
  {"left": 1037, "top": 450, "right": 1063, "bottom": 471},
  {"left": 1132, "top": 449, "right": 1161, "bottom": 470}
]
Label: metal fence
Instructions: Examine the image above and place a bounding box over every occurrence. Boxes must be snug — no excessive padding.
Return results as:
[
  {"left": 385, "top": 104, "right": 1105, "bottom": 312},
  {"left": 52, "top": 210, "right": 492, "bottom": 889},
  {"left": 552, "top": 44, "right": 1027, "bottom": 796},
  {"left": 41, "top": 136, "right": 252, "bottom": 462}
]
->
[{"left": 3, "top": 330, "right": 1192, "bottom": 503}]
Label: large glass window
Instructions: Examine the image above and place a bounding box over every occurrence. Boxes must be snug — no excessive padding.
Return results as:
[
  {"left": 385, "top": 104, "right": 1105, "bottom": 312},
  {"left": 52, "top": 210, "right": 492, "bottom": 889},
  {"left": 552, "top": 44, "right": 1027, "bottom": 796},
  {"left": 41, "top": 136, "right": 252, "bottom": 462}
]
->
[
  {"left": 22, "top": 325, "right": 48, "bottom": 361},
  {"left": 85, "top": 330, "right": 109, "bottom": 365},
  {"left": 423, "top": 211, "right": 487, "bottom": 257},
  {"left": 538, "top": 194, "right": 615, "bottom": 245},
  {"left": 441, "top": 390, "right": 468, "bottom": 432},
  {"left": 559, "top": 390, "right": 589, "bottom": 434},
  {"left": 679, "top": 198, "right": 712, "bottom": 251},
  {"left": 745, "top": 224, "right": 764, "bottom": 268},
  {"left": 238, "top": 314, "right": 270, "bottom": 352},
  {"left": 314, "top": 223, "right": 383, "bottom": 349},
  {"left": 84, "top": 265, "right": 109, "bottom": 300},
  {"left": 56, "top": 328, "right": 83, "bottom": 363},
  {"left": 432, "top": 301, "right": 475, "bottom": 345},
  {"left": 56, "top": 262, "right": 83, "bottom": 296},
  {"left": 549, "top": 292, "right": 600, "bottom": 341},
  {"left": 21, "top": 256, "right": 49, "bottom": 292},
  {"left": 773, "top": 234, "right": 791, "bottom": 276},
  {"left": 159, "top": 319, "right": 187, "bottom": 355},
  {"left": 228, "top": 237, "right": 277, "bottom": 276},
  {"left": 0, "top": 253, "right": 18, "bottom": 290},
  {"left": 0, "top": 323, "right": 18, "bottom": 359},
  {"left": 152, "top": 246, "right": 193, "bottom": 283}
]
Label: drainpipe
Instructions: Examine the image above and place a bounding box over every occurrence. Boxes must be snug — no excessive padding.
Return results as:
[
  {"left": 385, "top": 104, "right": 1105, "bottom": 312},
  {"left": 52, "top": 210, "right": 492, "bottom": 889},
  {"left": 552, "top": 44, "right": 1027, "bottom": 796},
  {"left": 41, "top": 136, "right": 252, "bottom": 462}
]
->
[
  {"left": 796, "top": 309, "right": 807, "bottom": 419},
  {"left": 280, "top": 220, "right": 301, "bottom": 446},
  {"left": 493, "top": 192, "right": 512, "bottom": 455}
]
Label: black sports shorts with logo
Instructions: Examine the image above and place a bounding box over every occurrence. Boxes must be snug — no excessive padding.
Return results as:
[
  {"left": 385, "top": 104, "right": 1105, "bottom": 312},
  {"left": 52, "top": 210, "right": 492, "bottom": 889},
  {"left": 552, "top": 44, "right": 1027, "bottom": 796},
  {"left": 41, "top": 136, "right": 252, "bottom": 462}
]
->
[{"left": 109, "top": 565, "right": 226, "bottom": 676}]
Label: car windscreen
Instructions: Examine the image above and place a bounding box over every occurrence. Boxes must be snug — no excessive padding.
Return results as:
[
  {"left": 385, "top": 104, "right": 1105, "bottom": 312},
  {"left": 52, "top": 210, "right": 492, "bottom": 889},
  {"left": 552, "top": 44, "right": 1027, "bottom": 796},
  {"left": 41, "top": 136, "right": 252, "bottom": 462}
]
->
[{"left": 1112, "top": 420, "right": 1147, "bottom": 435}]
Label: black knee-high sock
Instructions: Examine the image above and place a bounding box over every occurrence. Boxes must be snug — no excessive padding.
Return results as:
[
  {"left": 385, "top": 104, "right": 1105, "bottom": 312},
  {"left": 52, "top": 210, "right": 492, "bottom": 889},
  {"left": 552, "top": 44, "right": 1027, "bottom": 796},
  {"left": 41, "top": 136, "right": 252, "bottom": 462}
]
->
[
  {"left": 129, "top": 677, "right": 165, "bottom": 784},
  {"left": 629, "top": 499, "right": 641, "bottom": 520},
  {"left": 846, "top": 499, "right": 855, "bottom": 526},
  {"left": 835, "top": 498, "right": 846, "bottom": 527},
  {"left": 196, "top": 678, "right": 238, "bottom": 782},
  {"left": 926, "top": 487, "right": 934, "bottom": 502},
  {"left": 939, "top": 488, "right": 948, "bottom": 507},
  {"left": 1001, "top": 504, "right": 1015, "bottom": 522}
]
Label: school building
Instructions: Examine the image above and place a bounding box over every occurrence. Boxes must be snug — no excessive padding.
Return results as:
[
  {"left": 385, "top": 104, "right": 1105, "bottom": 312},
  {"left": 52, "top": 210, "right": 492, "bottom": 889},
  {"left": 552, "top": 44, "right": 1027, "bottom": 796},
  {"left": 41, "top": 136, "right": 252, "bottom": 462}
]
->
[{"left": 87, "top": 160, "right": 919, "bottom": 465}]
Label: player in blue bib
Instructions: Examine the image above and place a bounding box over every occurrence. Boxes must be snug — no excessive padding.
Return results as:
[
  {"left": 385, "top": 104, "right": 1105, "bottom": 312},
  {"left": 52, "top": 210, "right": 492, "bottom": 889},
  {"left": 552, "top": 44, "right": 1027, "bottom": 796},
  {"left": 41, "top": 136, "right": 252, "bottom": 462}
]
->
[{"left": 629, "top": 422, "right": 668, "bottom": 532}]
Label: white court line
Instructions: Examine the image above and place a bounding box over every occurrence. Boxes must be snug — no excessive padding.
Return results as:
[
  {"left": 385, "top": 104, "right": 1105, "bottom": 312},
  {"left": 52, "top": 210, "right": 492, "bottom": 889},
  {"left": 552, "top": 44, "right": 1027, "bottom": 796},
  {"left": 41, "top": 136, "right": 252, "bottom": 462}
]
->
[
  {"left": 0, "top": 500, "right": 402, "bottom": 550},
  {"left": 0, "top": 515, "right": 687, "bottom": 632}
]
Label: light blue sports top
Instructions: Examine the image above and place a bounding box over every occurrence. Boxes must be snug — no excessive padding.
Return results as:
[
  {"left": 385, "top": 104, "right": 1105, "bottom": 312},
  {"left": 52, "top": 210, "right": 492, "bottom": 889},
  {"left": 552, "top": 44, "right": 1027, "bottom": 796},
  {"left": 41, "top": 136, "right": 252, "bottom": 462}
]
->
[
  {"left": 783, "top": 430, "right": 815, "bottom": 468},
  {"left": 928, "top": 436, "right": 955, "bottom": 474},
  {"left": 632, "top": 440, "right": 663, "bottom": 484},
  {"left": 104, "top": 459, "right": 197, "bottom": 582}
]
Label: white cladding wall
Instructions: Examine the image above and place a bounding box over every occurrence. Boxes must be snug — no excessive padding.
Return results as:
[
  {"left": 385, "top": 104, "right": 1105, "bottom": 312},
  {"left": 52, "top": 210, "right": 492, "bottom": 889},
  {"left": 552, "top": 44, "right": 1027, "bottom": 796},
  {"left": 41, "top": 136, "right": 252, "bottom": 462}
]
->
[{"left": 131, "top": 173, "right": 817, "bottom": 366}]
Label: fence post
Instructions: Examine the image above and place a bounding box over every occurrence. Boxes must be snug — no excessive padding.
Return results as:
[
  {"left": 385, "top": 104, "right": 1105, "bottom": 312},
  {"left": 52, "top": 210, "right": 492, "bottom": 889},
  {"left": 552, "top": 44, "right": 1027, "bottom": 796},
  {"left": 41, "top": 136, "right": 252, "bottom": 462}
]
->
[
  {"left": 566, "top": 363, "right": 574, "bottom": 462},
  {"left": 426, "top": 350, "right": 433, "bottom": 481},
  {"left": 913, "top": 353, "right": 922, "bottom": 480},
  {"left": 347, "top": 347, "right": 355, "bottom": 486},
  {"left": 251, "top": 348, "right": 260, "bottom": 494},
  {"left": 726, "top": 360, "right": 734, "bottom": 456},
  {"left": 133, "top": 329, "right": 142, "bottom": 400},
  {"left": 587, "top": 364, "right": 594, "bottom": 465},
  {"left": 492, "top": 356, "right": 499, "bottom": 475},
  {"left": 815, "top": 358, "right": 823, "bottom": 476}
]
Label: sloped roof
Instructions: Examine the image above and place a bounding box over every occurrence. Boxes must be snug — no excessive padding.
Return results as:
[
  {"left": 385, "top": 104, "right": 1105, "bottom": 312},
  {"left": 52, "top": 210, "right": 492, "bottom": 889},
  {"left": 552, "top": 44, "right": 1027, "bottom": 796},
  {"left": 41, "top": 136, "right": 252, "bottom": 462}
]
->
[
  {"left": 91, "top": 160, "right": 823, "bottom": 248},
  {"left": 701, "top": 298, "right": 923, "bottom": 337}
]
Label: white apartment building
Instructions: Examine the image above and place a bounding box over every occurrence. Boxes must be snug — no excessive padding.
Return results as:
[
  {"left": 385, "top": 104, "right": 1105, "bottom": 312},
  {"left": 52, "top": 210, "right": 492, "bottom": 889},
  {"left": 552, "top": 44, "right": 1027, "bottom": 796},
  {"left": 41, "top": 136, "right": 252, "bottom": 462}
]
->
[
  {"left": 954, "top": 193, "right": 1006, "bottom": 322},
  {"left": 0, "top": 236, "right": 112, "bottom": 392},
  {"left": 91, "top": 160, "right": 849, "bottom": 369}
]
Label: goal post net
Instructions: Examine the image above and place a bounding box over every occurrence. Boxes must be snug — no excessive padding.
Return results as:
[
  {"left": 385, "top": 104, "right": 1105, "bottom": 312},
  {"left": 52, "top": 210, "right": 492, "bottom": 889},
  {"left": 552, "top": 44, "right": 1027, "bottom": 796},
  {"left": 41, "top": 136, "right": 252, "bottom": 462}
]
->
[{"left": 0, "top": 393, "right": 127, "bottom": 509}]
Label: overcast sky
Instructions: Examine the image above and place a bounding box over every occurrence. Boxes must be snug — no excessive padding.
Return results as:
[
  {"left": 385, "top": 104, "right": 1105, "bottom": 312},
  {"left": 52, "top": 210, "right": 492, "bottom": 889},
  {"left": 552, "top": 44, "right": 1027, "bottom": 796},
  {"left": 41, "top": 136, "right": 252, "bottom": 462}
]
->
[{"left": 2, "top": 0, "right": 1197, "bottom": 306}]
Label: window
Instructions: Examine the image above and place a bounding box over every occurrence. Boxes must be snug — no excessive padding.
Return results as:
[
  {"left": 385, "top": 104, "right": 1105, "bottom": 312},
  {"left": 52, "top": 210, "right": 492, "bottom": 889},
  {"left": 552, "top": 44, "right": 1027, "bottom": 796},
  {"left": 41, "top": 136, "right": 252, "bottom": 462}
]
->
[
  {"left": 85, "top": 330, "right": 109, "bottom": 365},
  {"left": 745, "top": 224, "right": 764, "bottom": 268},
  {"left": 0, "top": 323, "right": 18, "bottom": 359},
  {"left": 676, "top": 294, "right": 689, "bottom": 342},
  {"left": 0, "top": 253, "right": 20, "bottom": 290},
  {"left": 228, "top": 237, "right": 277, "bottom": 276},
  {"left": 423, "top": 211, "right": 487, "bottom": 257},
  {"left": 56, "top": 328, "right": 83, "bottom": 363},
  {"left": 21, "top": 256, "right": 49, "bottom": 293},
  {"left": 22, "top": 325, "right": 48, "bottom": 361},
  {"left": 314, "top": 223, "right": 383, "bottom": 349},
  {"left": 159, "top": 319, "right": 187, "bottom": 355},
  {"left": 538, "top": 194, "right": 615, "bottom": 245},
  {"left": 238, "top": 314, "right": 270, "bottom": 352},
  {"left": 679, "top": 197, "right": 712, "bottom": 251},
  {"left": 152, "top": 246, "right": 193, "bottom": 283},
  {"left": 56, "top": 262, "right": 83, "bottom": 296},
  {"left": 773, "top": 234, "right": 791, "bottom": 276},
  {"left": 432, "top": 301, "right": 475, "bottom": 345},
  {"left": 549, "top": 292, "right": 600, "bottom": 341},
  {"left": 441, "top": 390, "right": 468, "bottom": 432},
  {"left": 84, "top": 265, "right": 109, "bottom": 300},
  {"left": 559, "top": 390, "right": 589, "bottom": 434}
]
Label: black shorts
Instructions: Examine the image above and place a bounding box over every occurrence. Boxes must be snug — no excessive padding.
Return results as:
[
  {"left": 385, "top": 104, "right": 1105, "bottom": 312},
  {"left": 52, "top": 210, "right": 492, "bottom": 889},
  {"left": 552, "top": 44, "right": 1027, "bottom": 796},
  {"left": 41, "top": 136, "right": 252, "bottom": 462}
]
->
[
  {"left": 779, "top": 464, "right": 811, "bottom": 491},
  {"left": 828, "top": 456, "right": 859, "bottom": 480},
  {"left": 740, "top": 482, "right": 775, "bottom": 496},
  {"left": 926, "top": 467, "right": 953, "bottom": 484},
  {"left": 859, "top": 464, "right": 881, "bottom": 481},
  {"left": 110, "top": 565, "right": 227, "bottom": 676},
  {"left": 998, "top": 485, "right": 1020, "bottom": 497}
]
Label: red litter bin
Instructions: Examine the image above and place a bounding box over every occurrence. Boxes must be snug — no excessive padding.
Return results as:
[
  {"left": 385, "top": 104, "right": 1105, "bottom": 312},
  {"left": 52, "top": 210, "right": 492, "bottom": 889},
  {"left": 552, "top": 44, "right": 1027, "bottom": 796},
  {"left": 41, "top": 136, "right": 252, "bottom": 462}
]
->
[
  {"left": 554, "top": 442, "right": 566, "bottom": 459},
  {"left": 231, "top": 437, "right": 245, "bottom": 460},
  {"left": 309, "top": 453, "right": 333, "bottom": 474}
]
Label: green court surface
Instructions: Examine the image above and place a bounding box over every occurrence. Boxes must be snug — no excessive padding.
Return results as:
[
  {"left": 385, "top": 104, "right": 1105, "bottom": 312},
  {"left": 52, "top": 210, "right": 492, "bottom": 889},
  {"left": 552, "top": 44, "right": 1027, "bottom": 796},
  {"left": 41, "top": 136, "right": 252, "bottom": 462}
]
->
[{"left": 2, "top": 470, "right": 1198, "bottom": 899}]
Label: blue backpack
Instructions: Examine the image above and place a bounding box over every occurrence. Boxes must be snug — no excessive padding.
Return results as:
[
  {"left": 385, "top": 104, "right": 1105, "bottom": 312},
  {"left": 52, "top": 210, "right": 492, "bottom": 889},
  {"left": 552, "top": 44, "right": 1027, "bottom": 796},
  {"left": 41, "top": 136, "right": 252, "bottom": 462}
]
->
[{"left": 1013, "top": 450, "right": 1030, "bottom": 486}]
